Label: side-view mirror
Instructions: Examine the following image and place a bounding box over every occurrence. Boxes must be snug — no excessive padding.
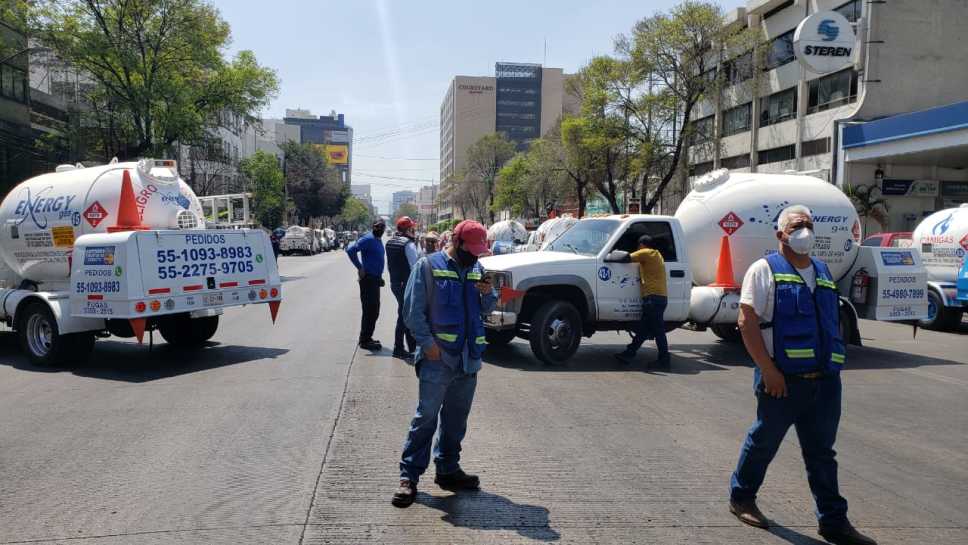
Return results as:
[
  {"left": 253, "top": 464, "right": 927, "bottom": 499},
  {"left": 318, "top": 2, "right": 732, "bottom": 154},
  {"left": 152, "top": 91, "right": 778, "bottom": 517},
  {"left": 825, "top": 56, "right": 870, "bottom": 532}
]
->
[{"left": 604, "top": 250, "right": 630, "bottom": 263}]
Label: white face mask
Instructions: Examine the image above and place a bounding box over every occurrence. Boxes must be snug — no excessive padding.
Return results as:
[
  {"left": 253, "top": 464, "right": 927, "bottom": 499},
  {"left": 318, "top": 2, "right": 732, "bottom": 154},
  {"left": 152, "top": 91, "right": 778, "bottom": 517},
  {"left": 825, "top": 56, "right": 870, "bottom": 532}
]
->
[{"left": 786, "top": 228, "right": 816, "bottom": 255}]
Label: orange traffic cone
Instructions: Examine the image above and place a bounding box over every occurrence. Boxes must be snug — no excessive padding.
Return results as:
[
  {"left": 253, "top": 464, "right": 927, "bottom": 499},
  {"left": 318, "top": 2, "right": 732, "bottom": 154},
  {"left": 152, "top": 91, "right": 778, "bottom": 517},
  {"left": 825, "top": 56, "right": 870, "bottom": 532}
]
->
[
  {"left": 710, "top": 235, "right": 740, "bottom": 290},
  {"left": 129, "top": 318, "right": 146, "bottom": 344},
  {"left": 107, "top": 169, "right": 149, "bottom": 233}
]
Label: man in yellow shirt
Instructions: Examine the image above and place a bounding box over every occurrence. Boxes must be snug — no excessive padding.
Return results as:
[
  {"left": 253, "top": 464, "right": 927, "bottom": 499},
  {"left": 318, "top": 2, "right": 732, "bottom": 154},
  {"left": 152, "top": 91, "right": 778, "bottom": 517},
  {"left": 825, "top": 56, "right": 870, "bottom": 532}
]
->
[{"left": 615, "top": 234, "right": 670, "bottom": 368}]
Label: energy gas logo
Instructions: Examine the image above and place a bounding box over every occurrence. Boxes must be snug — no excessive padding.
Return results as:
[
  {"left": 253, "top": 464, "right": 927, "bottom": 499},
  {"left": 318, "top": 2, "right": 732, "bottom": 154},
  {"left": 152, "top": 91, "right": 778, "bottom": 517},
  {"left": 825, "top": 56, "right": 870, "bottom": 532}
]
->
[
  {"left": 818, "top": 19, "right": 839, "bottom": 41},
  {"left": 13, "top": 186, "right": 78, "bottom": 229}
]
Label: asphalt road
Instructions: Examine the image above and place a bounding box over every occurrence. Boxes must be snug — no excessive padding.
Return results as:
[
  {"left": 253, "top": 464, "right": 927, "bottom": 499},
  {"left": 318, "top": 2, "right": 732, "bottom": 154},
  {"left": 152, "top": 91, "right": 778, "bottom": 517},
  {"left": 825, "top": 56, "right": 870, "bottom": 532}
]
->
[{"left": 1, "top": 253, "right": 966, "bottom": 544}]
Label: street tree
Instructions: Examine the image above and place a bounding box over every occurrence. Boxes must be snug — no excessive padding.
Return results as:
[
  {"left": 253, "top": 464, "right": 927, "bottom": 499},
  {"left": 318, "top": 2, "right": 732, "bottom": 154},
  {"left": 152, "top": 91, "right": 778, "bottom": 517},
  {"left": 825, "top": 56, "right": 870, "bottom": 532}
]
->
[
  {"left": 240, "top": 150, "right": 285, "bottom": 228},
  {"left": 29, "top": 0, "right": 279, "bottom": 160},
  {"left": 394, "top": 202, "right": 419, "bottom": 222},
  {"left": 494, "top": 137, "right": 568, "bottom": 219},
  {"left": 619, "top": 1, "right": 756, "bottom": 211},
  {"left": 337, "top": 196, "right": 372, "bottom": 231},
  {"left": 462, "top": 133, "right": 517, "bottom": 224},
  {"left": 282, "top": 142, "right": 346, "bottom": 224},
  {"left": 441, "top": 173, "right": 488, "bottom": 224}
]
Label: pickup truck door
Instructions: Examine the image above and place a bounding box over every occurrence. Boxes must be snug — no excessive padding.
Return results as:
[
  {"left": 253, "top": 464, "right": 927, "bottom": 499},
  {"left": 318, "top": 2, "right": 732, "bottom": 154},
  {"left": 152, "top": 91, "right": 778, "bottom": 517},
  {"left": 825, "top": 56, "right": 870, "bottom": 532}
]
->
[{"left": 596, "top": 219, "right": 691, "bottom": 322}]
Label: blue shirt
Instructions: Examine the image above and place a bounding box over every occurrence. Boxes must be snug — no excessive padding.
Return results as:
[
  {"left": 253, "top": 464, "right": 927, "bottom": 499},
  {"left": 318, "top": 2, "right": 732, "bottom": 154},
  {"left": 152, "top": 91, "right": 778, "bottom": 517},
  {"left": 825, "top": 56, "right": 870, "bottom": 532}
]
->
[
  {"left": 345, "top": 232, "right": 385, "bottom": 277},
  {"left": 403, "top": 253, "right": 498, "bottom": 374}
]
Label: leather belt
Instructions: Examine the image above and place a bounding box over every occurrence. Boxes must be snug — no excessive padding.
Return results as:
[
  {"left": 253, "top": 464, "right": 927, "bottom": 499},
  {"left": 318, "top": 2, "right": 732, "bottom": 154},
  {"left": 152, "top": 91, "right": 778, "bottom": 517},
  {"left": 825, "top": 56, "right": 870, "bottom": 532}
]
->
[{"left": 790, "top": 371, "right": 825, "bottom": 379}]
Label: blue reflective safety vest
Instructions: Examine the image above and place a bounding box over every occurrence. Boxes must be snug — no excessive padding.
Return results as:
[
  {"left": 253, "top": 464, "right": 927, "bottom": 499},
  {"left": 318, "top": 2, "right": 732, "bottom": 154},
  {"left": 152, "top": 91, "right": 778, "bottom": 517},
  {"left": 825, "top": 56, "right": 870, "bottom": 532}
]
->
[
  {"left": 422, "top": 251, "right": 487, "bottom": 360},
  {"left": 765, "top": 252, "right": 845, "bottom": 375}
]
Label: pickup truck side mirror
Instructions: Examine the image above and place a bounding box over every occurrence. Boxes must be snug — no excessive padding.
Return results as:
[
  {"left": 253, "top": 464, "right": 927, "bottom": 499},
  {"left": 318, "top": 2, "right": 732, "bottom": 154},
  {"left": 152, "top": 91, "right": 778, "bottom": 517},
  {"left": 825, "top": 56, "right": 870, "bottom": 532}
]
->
[{"left": 604, "top": 250, "right": 630, "bottom": 263}]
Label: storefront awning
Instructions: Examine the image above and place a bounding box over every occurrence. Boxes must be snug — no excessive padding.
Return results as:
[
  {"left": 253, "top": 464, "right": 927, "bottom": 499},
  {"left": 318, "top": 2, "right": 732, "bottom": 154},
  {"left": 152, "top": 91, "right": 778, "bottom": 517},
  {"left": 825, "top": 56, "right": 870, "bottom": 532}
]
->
[{"left": 842, "top": 101, "right": 968, "bottom": 168}]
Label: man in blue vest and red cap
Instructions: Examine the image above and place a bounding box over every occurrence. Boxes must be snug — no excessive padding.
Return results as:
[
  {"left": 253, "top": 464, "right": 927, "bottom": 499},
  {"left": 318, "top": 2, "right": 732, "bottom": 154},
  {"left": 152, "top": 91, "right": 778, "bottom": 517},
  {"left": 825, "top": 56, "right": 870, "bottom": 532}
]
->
[
  {"left": 392, "top": 219, "right": 497, "bottom": 508},
  {"left": 729, "top": 205, "right": 876, "bottom": 545}
]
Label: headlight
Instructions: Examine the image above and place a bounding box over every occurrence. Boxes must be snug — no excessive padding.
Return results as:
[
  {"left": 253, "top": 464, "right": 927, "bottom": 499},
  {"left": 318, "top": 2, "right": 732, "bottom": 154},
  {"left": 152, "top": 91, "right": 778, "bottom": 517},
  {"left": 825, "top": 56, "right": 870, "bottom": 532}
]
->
[{"left": 486, "top": 270, "right": 512, "bottom": 290}]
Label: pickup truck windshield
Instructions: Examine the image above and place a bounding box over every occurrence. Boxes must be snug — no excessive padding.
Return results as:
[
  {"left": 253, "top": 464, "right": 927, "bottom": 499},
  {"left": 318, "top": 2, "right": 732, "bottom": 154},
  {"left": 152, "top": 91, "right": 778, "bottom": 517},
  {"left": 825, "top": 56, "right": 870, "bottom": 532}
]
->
[{"left": 545, "top": 219, "right": 619, "bottom": 256}]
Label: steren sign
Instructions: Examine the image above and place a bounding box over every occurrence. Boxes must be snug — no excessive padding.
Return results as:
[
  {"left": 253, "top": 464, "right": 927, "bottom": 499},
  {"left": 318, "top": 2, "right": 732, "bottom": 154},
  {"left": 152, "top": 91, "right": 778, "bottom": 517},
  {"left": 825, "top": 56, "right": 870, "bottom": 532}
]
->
[{"left": 793, "top": 11, "right": 857, "bottom": 74}]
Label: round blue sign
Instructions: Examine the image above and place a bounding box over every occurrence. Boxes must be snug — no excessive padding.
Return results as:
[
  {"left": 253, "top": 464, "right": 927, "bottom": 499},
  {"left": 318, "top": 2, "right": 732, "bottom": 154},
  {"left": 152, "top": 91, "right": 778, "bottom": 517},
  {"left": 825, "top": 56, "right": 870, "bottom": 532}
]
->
[{"left": 598, "top": 266, "right": 611, "bottom": 281}]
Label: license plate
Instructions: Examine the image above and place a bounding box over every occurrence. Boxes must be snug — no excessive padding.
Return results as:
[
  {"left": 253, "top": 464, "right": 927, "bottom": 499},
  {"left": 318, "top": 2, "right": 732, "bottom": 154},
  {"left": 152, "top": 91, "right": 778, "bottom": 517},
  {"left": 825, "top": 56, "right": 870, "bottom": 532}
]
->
[{"left": 203, "top": 293, "right": 223, "bottom": 306}]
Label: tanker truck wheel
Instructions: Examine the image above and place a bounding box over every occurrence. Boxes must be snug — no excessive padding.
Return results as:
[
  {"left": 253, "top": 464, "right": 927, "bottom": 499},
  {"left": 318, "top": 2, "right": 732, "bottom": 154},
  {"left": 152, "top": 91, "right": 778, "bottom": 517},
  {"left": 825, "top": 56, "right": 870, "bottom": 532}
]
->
[
  {"left": 711, "top": 324, "right": 743, "bottom": 343},
  {"left": 919, "top": 290, "right": 963, "bottom": 331},
  {"left": 529, "top": 300, "right": 581, "bottom": 365},
  {"left": 17, "top": 301, "right": 95, "bottom": 366},
  {"left": 159, "top": 314, "right": 220, "bottom": 347}
]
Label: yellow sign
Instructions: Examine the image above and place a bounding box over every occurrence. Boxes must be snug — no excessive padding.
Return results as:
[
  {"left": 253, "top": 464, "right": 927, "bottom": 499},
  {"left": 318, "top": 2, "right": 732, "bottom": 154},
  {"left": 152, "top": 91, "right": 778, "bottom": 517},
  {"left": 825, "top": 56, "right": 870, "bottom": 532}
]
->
[
  {"left": 51, "top": 226, "right": 75, "bottom": 247},
  {"left": 324, "top": 144, "right": 348, "bottom": 165}
]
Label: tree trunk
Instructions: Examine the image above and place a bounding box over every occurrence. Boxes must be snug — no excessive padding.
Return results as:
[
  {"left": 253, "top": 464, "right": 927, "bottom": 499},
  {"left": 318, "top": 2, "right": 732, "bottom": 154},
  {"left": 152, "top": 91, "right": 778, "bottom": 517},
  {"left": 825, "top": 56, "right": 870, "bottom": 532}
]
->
[{"left": 645, "top": 99, "right": 697, "bottom": 213}]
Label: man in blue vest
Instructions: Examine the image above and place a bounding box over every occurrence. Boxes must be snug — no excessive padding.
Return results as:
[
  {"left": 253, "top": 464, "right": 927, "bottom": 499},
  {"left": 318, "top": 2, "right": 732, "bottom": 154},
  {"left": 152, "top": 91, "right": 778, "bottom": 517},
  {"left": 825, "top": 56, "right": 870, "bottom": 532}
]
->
[
  {"left": 386, "top": 216, "right": 419, "bottom": 360},
  {"left": 392, "top": 220, "right": 497, "bottom": 508},
  {"left": 729, "top": 205, "right": 876, "bottom": 545}
]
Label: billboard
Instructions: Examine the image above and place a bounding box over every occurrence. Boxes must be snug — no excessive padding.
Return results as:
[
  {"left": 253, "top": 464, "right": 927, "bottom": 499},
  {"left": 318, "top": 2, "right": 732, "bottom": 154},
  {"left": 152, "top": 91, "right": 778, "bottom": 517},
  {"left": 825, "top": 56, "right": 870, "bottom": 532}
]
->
[
  {"left": 327, "top": 130, "right": 350, "bottom": 143},
  {"left": 314, "top": 144, "right": 349, "bottom": 165}
]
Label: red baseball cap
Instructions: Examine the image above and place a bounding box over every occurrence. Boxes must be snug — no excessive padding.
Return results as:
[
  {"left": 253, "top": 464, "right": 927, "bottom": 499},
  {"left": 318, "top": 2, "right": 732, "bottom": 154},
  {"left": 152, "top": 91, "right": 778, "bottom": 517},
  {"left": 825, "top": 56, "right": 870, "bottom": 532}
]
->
[
  {"left": 452, "top": 220, "right": 490, "bottom": 256},
  {"left": 396, "top": 216, "right": 414, "bottom": 231}
]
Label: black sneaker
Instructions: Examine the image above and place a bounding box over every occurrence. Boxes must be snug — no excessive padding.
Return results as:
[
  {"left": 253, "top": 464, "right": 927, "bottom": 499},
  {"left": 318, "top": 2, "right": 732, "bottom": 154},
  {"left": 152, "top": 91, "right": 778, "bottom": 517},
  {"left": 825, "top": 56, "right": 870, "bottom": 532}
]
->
[
  {"left": 434, "top": 469, "right": 480, "bottom": 491},
  {"left": 360, "top": 339, "right": 382, "bottom": 351},
  {"left": 650, "top": 353, "right": 671, "bottom": 369},
  {"left": 818, "top": 523, "right": 878, "bottom": 545},
  {"left": 391, "top": 479, "right": 416, "bottom": 508},
  {"left": 392, "top": 348, "right": 412, "bottom": 359}
]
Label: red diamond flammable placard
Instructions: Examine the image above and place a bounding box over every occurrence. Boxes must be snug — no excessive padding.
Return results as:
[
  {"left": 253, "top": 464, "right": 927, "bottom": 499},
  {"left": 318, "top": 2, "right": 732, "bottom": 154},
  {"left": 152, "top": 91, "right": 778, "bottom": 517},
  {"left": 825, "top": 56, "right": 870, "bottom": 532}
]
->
[
  {"left": 718, "top": 212, "right": 744, "bottom": 236},
  {"left": 960, "top": 233, "right": 968, "bottom": 252},
  {"left": 83, "top": 201, "right": 109, "bottom": 228}
]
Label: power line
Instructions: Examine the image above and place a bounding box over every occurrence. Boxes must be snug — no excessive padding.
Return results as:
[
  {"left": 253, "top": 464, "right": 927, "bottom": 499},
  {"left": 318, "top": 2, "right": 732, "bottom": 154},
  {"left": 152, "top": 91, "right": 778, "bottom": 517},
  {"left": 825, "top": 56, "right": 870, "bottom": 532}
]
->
[{"left": 355, "top": 154, "right": 438, "bottom": 160}]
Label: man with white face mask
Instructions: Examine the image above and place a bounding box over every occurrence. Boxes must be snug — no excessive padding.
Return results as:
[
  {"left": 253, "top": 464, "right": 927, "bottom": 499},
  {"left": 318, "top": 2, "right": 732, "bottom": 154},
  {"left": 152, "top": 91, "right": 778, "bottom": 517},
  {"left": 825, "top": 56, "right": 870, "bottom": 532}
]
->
[{"left": 728, "top": 205, "right": 876, "bottom": 545}]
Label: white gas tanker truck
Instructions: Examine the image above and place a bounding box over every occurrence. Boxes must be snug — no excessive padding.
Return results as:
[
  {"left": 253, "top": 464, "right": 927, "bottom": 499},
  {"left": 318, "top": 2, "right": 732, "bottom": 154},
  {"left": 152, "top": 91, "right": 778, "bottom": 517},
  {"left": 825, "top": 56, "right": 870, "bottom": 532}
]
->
[
  {"left": 0, "top": 159, "right": 282, "bottom": 366},
  {"left": 910, "top": 204, "right": 968, "bottom": 330},
  {"left": 480, "top": 170, "right": 928, "bottom": 364}
]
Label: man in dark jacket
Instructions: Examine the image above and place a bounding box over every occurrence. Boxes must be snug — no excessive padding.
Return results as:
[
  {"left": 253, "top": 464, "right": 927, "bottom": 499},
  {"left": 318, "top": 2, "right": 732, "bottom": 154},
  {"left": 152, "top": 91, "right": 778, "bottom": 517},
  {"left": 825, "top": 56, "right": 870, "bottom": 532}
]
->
[
  {"left": 386, "top": 216, "right": 419, "bottom": 360},
  {"left": 346, "top": 220, "right": 386, "bottom": 351}
]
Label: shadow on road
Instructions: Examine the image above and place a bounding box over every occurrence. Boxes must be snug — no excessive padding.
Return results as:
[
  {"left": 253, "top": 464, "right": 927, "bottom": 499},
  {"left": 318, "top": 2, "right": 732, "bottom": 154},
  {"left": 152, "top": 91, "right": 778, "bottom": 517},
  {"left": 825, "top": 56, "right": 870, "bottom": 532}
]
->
[
  {"left": 0, "top": 334, "right": 288, "bottom": 383},
  {"left": 768, "top": 525, "right": 829, "bottom": 544},
  {"left": 417, "top": 489, "right": 560, "bottom": 542}
]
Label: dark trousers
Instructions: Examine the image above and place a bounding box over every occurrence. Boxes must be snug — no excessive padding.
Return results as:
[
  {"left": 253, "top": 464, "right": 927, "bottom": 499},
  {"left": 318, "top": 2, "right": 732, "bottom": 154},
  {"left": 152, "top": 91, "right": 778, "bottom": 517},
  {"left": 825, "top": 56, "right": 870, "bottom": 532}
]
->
[
  {"left": 400, "top": 360, "right": 477, "bottom": 484},
  {"left": 358, "top": 274, "right": 381, "bottom": 343},
  {"left": 627, "top": 295, "right": 669, "bottom": 357},
  {"left": 391, "top": 280, "right": 416, "bottom": 352},
  {"left": 730, "top": 372, "right": 849, "bottom": 527}
]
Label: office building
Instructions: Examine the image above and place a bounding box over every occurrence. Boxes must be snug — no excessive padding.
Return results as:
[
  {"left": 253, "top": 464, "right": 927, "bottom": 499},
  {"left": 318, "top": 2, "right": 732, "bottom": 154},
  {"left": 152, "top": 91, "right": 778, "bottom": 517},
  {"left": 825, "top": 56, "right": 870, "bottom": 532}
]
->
[
  {"left": 440, "top": 62, "right": 575, "bottom": 183},
  {"left": 283, "top": 109, "right": 353, "bottom": 185},
  {"left": 686, "top": 0, "right": 968, "bottom": 231},
  {"left": 415, "top": 185, "right": 438, "bottom": 224},
  {"left": 391, "top": 190, "right": 416, "bottom": 216}
]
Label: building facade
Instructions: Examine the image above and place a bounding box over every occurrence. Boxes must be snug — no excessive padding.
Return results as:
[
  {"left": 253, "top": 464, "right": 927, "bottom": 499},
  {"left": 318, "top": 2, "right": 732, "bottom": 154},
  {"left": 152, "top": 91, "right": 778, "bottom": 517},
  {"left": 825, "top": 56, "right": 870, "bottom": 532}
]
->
[
  {"left": 282, "top": 109, "right": 353, "bottom": 186},
  {"left": 415, "top": 184, "right": 438, "bottom": 224},
  {"left": 686, "top": 0, "right": 968, "bottom": 232},
  {"left": 391, "top": 190, "right": 416, "bottom": 216}
]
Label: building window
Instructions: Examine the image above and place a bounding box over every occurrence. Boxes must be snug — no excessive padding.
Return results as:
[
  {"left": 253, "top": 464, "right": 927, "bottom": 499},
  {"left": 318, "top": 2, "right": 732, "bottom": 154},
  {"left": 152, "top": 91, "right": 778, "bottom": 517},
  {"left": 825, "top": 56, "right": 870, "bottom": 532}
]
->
[
  {"left": 807, "top": 68, "right": 858, "bottom": 114},
  {"left": 802, "top": 137, "right": 831, "bottom": 157},
  {"left": 759, "top": 87, "right": 797, "bottom": 127},
  {"left": 835, "top": 0, "right": 862, "bottom": 23},
  {"left": 0, "top": 63, "right": 28, "bottom": 104},
  {"left": 691, "top": 115, "right": 715, "bottom": 144},
  {"left": 722, "top": 154, "right": 752, "bottom": 170},
  {"left": 690, "top": 161, "right": 714, "bottom": 177},
  {"left": 721, "top": 102, "right": 752, "bottom": 137},
  {"left": 758, "top": 144, "right": 795, "bottom": 165},
  {"left": 724, "top": 52, "right": 754, "bottom": 85},
  {"left": 763, "top": 29, "right": 796, "bottom": 71},
  {"left": 763, "top": 0, "right": 795, "bottom": 20}
]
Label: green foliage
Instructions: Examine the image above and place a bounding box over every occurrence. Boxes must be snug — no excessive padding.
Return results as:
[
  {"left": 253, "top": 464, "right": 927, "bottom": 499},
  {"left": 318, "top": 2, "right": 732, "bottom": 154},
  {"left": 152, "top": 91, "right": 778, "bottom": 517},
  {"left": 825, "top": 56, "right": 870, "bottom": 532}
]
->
[
  {"left": 394, "top": 202, "right": 419, "bottom": 222},
  {"left": 461, "top": 133, "right": 517, "bottom": 223},
  {"left": 494, "top": 137, "right": 569, "bottom": 219},
  {"left": 240, "top": 151, "right": 285, "bottom": 228},
  {"left": 282, "top": 142, "right": 346, "bottom": 222},
  {"left": 30, "top": 0, "right": 279, "bottom": 159},
  {"left": 429, "top": 219, "right": 460, "bottom": 234},
  {"left": 845, "top": 184, "right": 890, "bottom": 231},
  {"left": 338, "top": 197, "right": 372, "bottom": 230},
  {"left": 493, "top": 155, "right": 530, "bottom": 218}
]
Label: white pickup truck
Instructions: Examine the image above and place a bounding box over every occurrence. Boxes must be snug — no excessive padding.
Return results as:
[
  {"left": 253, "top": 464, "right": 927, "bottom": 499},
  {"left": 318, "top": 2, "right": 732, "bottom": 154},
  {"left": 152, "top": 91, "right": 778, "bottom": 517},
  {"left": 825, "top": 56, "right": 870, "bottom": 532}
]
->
[{"left": 481, "top": 212, "right": 928, "bottom": 365}]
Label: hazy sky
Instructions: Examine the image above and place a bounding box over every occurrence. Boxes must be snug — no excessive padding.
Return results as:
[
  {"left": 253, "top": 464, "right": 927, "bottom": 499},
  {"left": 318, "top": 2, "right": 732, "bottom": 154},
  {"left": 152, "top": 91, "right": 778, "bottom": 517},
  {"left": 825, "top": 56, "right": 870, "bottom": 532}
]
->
[{"left": 213, "top": 0, "right": 704, "bottom": 213}]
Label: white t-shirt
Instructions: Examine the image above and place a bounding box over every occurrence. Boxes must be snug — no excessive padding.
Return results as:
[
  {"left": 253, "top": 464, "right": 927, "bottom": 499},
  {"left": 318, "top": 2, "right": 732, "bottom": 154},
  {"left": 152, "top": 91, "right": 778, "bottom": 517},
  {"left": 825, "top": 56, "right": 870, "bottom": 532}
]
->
[{"left": 739, "top": 258, "right": 816, "bottom": 358}]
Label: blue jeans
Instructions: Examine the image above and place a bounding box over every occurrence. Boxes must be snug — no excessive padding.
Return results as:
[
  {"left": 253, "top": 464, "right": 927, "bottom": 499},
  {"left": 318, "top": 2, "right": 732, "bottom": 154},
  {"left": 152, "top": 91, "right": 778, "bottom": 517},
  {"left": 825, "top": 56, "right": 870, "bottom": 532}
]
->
[
  {"left": 400, "top": 360, "right": 477, "bottom": 484},
  {"left": 391, "top": 281, "right": 415, "bottom": 353},
  {"left": 627, "top": 295, "right": 669, "bottom": 357},
  {"left": 730, "top": 372, "right": 849, "bottom": 527}
]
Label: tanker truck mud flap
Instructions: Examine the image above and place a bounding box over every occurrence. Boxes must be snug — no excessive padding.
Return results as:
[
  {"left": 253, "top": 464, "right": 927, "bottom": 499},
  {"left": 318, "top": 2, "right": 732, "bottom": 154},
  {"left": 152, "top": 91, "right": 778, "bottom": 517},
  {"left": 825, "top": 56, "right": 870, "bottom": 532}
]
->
[{"left": 69, "top": 229, "right": 282, "bottom": 344}]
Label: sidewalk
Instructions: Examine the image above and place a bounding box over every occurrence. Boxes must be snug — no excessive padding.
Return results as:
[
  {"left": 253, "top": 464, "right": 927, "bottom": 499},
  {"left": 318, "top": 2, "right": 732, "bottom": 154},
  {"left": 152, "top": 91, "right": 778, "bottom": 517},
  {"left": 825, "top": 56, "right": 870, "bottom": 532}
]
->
[{"left": 300, "top": 294, "right": 967, "bottom": 544}]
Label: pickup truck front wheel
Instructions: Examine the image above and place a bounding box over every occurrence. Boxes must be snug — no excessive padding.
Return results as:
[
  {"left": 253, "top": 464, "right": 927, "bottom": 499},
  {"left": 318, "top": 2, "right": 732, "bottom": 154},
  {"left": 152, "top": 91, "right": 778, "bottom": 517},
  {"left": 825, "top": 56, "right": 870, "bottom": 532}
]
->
[{"left": 529, "top": 300, "right": 582, "bottom": 365}]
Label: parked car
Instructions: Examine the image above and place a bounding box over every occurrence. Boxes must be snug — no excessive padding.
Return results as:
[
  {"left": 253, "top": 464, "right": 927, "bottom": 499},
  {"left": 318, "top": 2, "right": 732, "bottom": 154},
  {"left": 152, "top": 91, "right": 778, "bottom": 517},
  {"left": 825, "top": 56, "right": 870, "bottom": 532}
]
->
[{"left": 862, "top": 231, "right": 912, "bottom": 248}]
